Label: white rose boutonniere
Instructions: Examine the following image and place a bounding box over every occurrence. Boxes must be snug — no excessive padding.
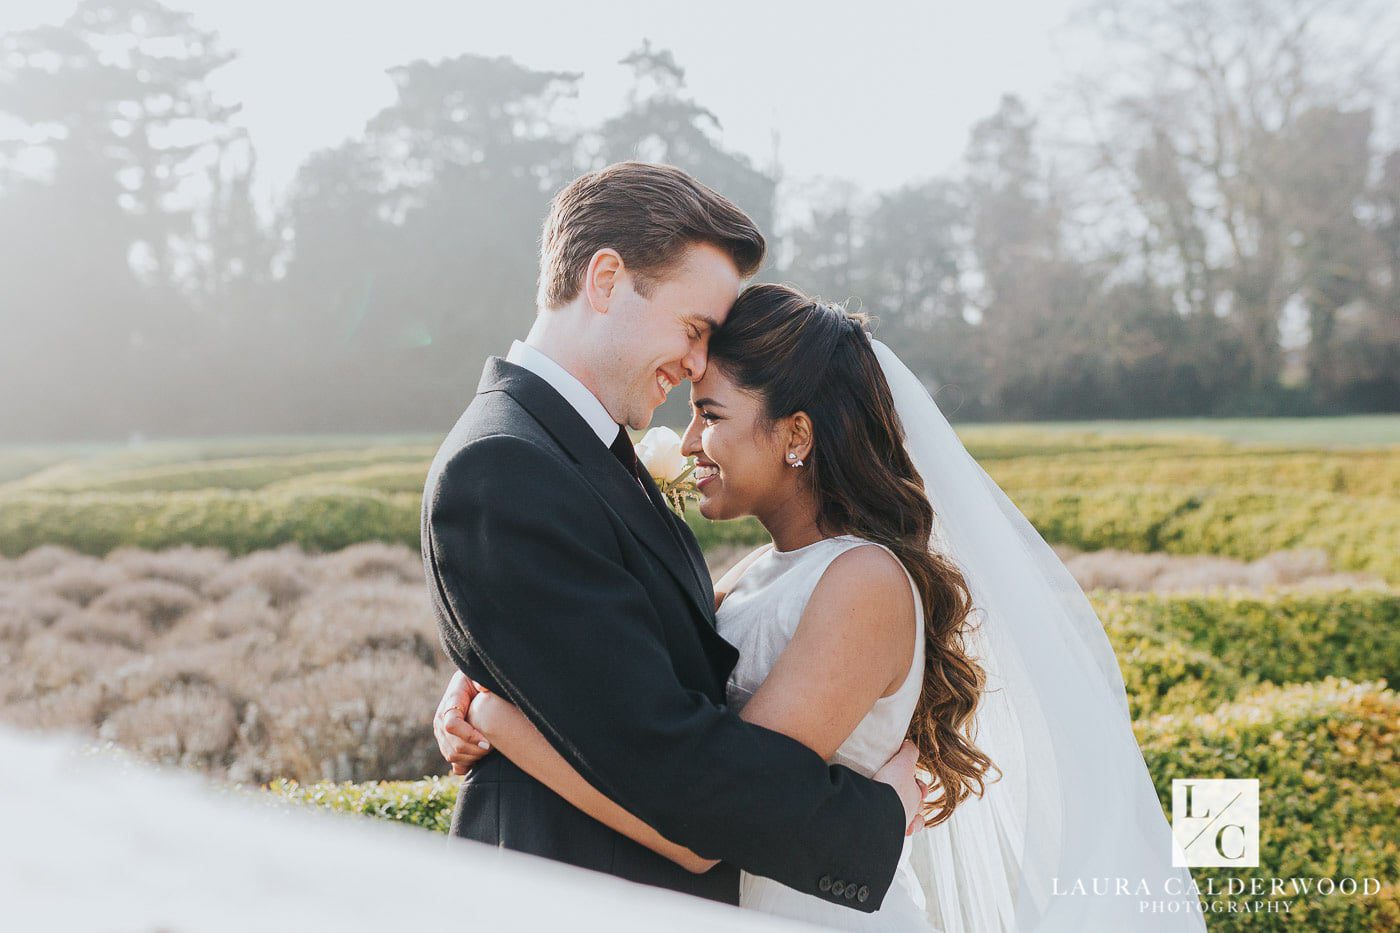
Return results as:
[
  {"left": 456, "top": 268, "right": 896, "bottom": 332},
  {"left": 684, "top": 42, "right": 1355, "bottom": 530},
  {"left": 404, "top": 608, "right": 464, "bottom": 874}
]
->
[{"left": 634, "top": 426, "right": 697, "bottom": 516}]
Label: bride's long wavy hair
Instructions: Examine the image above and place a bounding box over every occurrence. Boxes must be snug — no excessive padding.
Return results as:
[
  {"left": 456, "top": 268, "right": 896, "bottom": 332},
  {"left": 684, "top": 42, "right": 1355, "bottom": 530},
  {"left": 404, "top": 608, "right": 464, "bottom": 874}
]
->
[{"left": 708, "top": 283, "right": 998, "bottom": 826}]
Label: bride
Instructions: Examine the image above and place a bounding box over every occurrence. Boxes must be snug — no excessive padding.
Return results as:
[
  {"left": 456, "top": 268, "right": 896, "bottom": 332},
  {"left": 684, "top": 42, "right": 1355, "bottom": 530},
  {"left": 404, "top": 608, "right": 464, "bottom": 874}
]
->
[{"left": 438, "top": 283, "right": 1205, "bottom": 932}]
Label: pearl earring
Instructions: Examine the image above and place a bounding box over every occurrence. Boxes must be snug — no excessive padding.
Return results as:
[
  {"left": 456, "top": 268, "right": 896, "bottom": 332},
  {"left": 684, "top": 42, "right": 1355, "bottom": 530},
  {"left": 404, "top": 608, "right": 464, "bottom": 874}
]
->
[{"left": 787, "top": 452, "right": 804, "bottom": 468}]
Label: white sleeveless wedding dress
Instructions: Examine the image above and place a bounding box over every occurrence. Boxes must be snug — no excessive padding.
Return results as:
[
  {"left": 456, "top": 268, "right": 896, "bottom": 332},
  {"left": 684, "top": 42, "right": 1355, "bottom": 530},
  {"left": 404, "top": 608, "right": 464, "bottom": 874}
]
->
[{"left": 717, "top": 534, "right": 940, "bottom": 932}]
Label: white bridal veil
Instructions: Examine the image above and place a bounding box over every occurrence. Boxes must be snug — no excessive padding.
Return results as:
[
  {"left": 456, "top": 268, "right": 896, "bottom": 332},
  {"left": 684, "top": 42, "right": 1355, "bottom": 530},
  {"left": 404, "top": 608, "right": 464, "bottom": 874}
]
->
[{"left": 870, "top": 339, "right": 1206, "bottom": 932}]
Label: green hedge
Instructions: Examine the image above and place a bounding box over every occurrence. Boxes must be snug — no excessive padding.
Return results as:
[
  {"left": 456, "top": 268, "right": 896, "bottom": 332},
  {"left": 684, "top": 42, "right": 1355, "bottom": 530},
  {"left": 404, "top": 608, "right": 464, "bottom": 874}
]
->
[
  {"left": 7, "top": 446, "right": 436, "bottom": 494},
  {"left": 1096, "top": 591, "right": 1400, "bottom": 689},
  {"left": 0, "top": 488, "right": 419, "bottom": 557},
  {"left": 270, "top": 462, "right": 430, "bottom": 495},
  {"left": 264, "top": 774, "right": 459, "bottom": 833},
  {"left": 1137, "top": 679, "right": 1399, "bottom": 932},
  {"left": 987, "top": 450, "right": 1400, "bottom": 498},
  {"left": 1014, "top": 486, "right": 1400, "bottom": 583},
  {"left": 1102, "top": 619, "right": 1250, "bottom": 719},
  {"left": 682, "top": 511, "right": 770, "bottom": 552},
  {"left": 957, "top": 429, "right": 1232, "bottom": 461},
  {"left": 5, "top": 484, "right": 1396, "bottom": 582}
]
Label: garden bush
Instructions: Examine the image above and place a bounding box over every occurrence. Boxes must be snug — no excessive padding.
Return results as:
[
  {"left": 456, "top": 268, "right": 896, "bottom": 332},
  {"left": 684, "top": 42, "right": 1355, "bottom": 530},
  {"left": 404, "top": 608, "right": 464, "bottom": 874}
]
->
[
  {"left": 1014, "top": 486, "right": 1400, "bottom": 583},
  {"left": 0, "top": 489, "right": 419, "bottom": 557},
  {"left": 1095, "top": 591, "right": 1399, "bottom": 688},
  {"left": 1136, "top": 679, "right": 1399, "bottom": 931},
  {"left": 987, "top": 449, "right": 1400, "bottom": 498},
  {"left": 264, "top": 773, "right": 460, "bottom": 833}
]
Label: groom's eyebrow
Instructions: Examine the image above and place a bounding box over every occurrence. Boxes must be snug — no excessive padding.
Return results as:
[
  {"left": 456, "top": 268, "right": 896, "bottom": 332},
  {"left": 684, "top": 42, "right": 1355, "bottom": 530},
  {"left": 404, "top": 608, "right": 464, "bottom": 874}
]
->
[{"left": 688, "top": 314, "right": 721, "bottom": 332}]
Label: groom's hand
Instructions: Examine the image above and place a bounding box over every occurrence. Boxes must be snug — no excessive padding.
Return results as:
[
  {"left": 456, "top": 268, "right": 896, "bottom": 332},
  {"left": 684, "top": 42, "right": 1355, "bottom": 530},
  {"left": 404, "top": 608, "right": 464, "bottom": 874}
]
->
[
  {"left": 433, "top": 670, "right": 492, "bottom": 775},
  {"left": 873, "top": 740, "right": 928, "bottom": 836}
]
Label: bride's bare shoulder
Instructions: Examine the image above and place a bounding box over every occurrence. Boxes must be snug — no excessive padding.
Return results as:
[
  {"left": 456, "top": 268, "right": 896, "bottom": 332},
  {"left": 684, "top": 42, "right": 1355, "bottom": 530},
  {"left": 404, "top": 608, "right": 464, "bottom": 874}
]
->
[{"left": 820, "top": 543, "right": 914, "bottom": 610}]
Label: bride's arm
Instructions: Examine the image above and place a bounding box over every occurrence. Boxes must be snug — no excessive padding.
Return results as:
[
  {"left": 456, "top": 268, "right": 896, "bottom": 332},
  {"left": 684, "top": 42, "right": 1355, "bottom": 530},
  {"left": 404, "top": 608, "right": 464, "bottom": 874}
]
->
[
  {"left": 468, "top": 689, "right": 716, "bottom": 873},
  {"left": 468, "top": 545, "right": 915, "bottom": 873},
  {"left": 733, "top": 545, "right": 916, "bottom": 759}
]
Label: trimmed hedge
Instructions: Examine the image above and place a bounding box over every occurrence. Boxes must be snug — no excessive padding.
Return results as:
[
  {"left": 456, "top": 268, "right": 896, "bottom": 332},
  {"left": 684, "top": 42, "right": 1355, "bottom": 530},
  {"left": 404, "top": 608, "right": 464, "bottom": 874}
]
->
[
  {"left": 270, "top": 463, "right": 430, "bottom": 496},
  {"left": 264, "top": 774, "right": 459, "bottom": 833},
  {"left": 1102, "top": 619, "right": 1250, "bottom": 719},
  {"left": 0, "top": 489, "right": 419, "bottom": 557},
  {"left": 1014, "top": 486, "right": 1400, "bottom": 583},
  {"left": 987, "top": 450, "right": 1400, "bottom": 498},
  {"left": 5, "top": 483, "right": 1396, "bottom": 584},
  {"left": 1095, "top": 590, "right": 1400, "bottom": 689},
  {"left": 7, "top": 446, "right": 436, "bottom": 494},
  {"left": 1137, "top": 679, "right": 1399, "bottom": 932}
]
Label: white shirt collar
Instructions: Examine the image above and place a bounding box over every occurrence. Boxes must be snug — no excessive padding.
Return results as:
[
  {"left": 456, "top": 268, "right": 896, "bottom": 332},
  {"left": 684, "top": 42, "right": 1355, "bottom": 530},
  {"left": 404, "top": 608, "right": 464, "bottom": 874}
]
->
[{"left": 506, "top": 340, "right": 619, "bottom": 448}]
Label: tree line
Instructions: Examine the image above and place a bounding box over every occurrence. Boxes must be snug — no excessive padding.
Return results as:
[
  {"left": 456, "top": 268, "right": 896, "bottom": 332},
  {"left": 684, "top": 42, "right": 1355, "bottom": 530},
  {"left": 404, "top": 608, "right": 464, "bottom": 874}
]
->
[{"left": 1, "top": 0, "right": 1396, "bottom": 440}]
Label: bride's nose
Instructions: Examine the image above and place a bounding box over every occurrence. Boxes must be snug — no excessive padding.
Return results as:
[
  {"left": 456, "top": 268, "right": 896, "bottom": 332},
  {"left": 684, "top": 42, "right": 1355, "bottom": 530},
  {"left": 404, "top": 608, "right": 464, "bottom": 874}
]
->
[{"left": 680, "top": 416, "right": 704, "bottom": 457}]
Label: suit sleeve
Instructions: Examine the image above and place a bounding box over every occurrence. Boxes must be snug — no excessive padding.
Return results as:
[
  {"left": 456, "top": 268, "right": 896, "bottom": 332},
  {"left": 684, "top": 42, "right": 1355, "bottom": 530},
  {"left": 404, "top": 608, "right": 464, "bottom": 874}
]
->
[{"left": 425, "top": 434, "right": 906, "bottom": 911}]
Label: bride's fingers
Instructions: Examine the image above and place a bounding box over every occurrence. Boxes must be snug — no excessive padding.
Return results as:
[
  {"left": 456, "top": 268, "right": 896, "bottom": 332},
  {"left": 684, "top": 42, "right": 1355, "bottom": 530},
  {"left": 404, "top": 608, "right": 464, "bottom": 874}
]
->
[{"left": 442, "top": 707, "right": 491, "bottom": 752}]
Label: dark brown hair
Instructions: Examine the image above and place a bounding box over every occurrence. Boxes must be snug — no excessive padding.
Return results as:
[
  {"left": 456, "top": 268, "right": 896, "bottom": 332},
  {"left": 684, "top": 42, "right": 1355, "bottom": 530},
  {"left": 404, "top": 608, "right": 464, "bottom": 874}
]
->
[
  {"left": 708, "top": 283, "right": 997, "bottom": 826},
  {"left": 537, "top": 161, "right": 766, "bottom": 309}
]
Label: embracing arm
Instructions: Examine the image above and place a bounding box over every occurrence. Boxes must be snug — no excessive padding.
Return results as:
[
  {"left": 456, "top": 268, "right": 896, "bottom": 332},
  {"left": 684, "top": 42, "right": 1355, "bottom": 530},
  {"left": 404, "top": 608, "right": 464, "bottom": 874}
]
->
[
  {"left": 427, "top": 435, "right": 910, "bottom": 910},
  {"left": 465, "top": 543, "right": 919, "bottom": 875}
]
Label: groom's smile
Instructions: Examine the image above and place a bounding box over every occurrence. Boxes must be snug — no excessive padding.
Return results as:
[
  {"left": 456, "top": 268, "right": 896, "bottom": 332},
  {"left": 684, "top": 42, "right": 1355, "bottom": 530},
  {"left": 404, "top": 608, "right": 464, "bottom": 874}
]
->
[{"left": 655, "top": 368, "right": 682, "bottom": 405}]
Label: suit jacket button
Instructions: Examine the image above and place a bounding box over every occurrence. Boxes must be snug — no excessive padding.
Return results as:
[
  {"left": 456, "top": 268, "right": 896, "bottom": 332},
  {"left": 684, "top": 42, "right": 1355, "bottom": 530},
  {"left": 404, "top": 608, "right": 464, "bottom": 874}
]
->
[
  {"left": 857, "top": 885, "right": 870, "bottom": 903},
  {"left": 831, "top": 881, "right": 845, "bottom": 897},
  {"left": 844, "top": 884, "right": 858, "bottom": 900},
  {"left": 818, "top": 875, "right": 832, "bottom": 892}
]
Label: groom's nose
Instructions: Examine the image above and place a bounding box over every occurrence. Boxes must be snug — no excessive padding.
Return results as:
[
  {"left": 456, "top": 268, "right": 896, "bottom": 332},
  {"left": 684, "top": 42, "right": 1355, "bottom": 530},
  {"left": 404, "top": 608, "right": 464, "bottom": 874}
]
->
[{"left": 682, "top": 344, "right": 708, "bottom": 382}]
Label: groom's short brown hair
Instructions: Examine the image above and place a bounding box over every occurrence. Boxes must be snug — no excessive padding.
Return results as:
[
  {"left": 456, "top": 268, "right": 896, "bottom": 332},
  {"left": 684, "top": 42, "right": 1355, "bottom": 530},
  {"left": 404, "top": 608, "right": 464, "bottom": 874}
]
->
[{"left": 537, "top": 161, "right": 765, "bottom": 310}]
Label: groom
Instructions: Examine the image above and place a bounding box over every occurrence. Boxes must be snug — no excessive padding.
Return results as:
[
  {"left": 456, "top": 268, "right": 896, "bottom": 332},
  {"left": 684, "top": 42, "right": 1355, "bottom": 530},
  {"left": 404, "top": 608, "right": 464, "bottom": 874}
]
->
[{"left": 422, "top": 162, "right": 919, "bottom": 912}]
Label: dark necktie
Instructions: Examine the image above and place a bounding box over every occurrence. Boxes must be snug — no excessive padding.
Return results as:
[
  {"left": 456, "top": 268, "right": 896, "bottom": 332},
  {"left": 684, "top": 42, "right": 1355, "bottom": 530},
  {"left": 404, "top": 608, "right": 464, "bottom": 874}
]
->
[{"left": 610, "top": 425, "right": 646, "bottom": 487}]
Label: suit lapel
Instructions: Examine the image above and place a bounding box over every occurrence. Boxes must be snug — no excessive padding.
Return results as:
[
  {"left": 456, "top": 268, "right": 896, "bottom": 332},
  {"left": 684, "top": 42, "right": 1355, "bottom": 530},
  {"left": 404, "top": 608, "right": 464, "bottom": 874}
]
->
[
  {"left": 645, "top": 481, "right": 717, "bottom": 617},
  {"left": 479, "top": 358, "right": 719, "bottom": 630}
]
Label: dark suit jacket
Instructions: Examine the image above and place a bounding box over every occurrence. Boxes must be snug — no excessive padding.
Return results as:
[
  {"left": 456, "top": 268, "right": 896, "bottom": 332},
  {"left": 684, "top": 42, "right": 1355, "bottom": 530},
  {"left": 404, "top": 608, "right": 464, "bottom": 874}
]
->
[{"left": 421, "top": 356, "right": 905, "bottom": 911}]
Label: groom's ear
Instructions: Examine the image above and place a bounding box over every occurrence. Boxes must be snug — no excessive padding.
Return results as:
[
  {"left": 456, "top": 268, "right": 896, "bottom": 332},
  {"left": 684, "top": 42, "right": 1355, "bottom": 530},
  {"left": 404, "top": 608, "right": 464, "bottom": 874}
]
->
[{"left": 584, "top": 248, "right": 624, "bottom": 313}]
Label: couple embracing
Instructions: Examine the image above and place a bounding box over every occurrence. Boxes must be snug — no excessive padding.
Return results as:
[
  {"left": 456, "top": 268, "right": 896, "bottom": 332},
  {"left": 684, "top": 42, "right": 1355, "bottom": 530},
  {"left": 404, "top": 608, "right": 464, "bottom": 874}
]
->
[{"left": 422, "top": 162, "right": 1204, "bottom": 931}]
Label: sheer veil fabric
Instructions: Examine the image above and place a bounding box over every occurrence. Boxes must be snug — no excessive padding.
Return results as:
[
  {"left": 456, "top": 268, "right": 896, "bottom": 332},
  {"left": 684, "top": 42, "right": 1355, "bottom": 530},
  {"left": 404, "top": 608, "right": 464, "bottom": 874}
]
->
[{"left": 870, "top": 339, "right": 1205, "bottom": 932}]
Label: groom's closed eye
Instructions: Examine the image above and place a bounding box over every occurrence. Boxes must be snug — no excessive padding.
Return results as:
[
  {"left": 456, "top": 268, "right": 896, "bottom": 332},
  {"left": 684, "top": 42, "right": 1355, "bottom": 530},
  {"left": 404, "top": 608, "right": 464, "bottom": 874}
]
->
[{"left": 687, "top": 315, "right": 721, "bottom": 335}]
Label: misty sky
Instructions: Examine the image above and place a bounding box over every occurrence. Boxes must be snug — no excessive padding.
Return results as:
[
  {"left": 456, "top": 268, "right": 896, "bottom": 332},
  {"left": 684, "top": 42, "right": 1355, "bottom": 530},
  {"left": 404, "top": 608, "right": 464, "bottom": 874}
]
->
[{"left": 1, "top": 0, "right": 1086, "bottom": 213}]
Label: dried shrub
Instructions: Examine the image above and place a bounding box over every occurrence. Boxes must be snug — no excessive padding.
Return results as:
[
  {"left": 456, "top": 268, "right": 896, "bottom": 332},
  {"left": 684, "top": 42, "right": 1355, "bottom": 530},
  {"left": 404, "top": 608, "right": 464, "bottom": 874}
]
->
[
  {"left": 98, "top": 684, "right": 239, "bottom": 769},
  {"left": 283, "top": 579, "right": 438, "bottom": 669},
  {"left": 11, "top": 545, "right": 81, "bottom": 579},
  {"left": 0, "top": 584, "right": 77, "bottom": 642},
  {"left": 8, "top": 632, "right": 142, "bottom": 701},
  {"left": 90, "top": 580, "right": 199, "bottom": 631},
  {"left": 36, "top": 558, "right": 129, "bottom": 606},
  {"left": 204, "top": 547, "right": 312, "bottom": 608},
  {"left": 313, "top": 541, "right": 422, "bottom": 585},
  {"left": 1058, "top": 544, "right": 1388, "bottom": 594},
  {"left": 232, "top": 650, "right": 443, "bottom": 784},
  {"left": 156, "top": 590, "right": 281, "bottom": 648},
  {"left": 107, "top": 545, "right": 229, "bottom": 593},
  {"left": 50, "top": 608, "right": 149, "bottom": 650},
  {"left": 1, "top": 681, "right": 108, "bottom": 732}
]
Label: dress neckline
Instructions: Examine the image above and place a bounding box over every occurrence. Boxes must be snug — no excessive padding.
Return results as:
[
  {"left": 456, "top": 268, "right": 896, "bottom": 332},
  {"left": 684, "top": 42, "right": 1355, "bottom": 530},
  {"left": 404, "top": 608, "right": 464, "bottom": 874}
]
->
[{"left": 768, "top": 533, "right": 862, "bottom": 557}]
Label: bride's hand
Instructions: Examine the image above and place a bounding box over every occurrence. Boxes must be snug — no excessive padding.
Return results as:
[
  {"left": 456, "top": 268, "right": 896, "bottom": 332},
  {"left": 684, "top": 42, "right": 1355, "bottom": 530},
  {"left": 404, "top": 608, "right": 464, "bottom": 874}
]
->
[
  {"left": 873, "top": 740, "right": 929, "bottom": 836},
  {"left": 466, "top": 685, "right": 512, "bottom": 739},
  {"left": 433, "top": 671, "right": 492, "bottom": 775}
]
